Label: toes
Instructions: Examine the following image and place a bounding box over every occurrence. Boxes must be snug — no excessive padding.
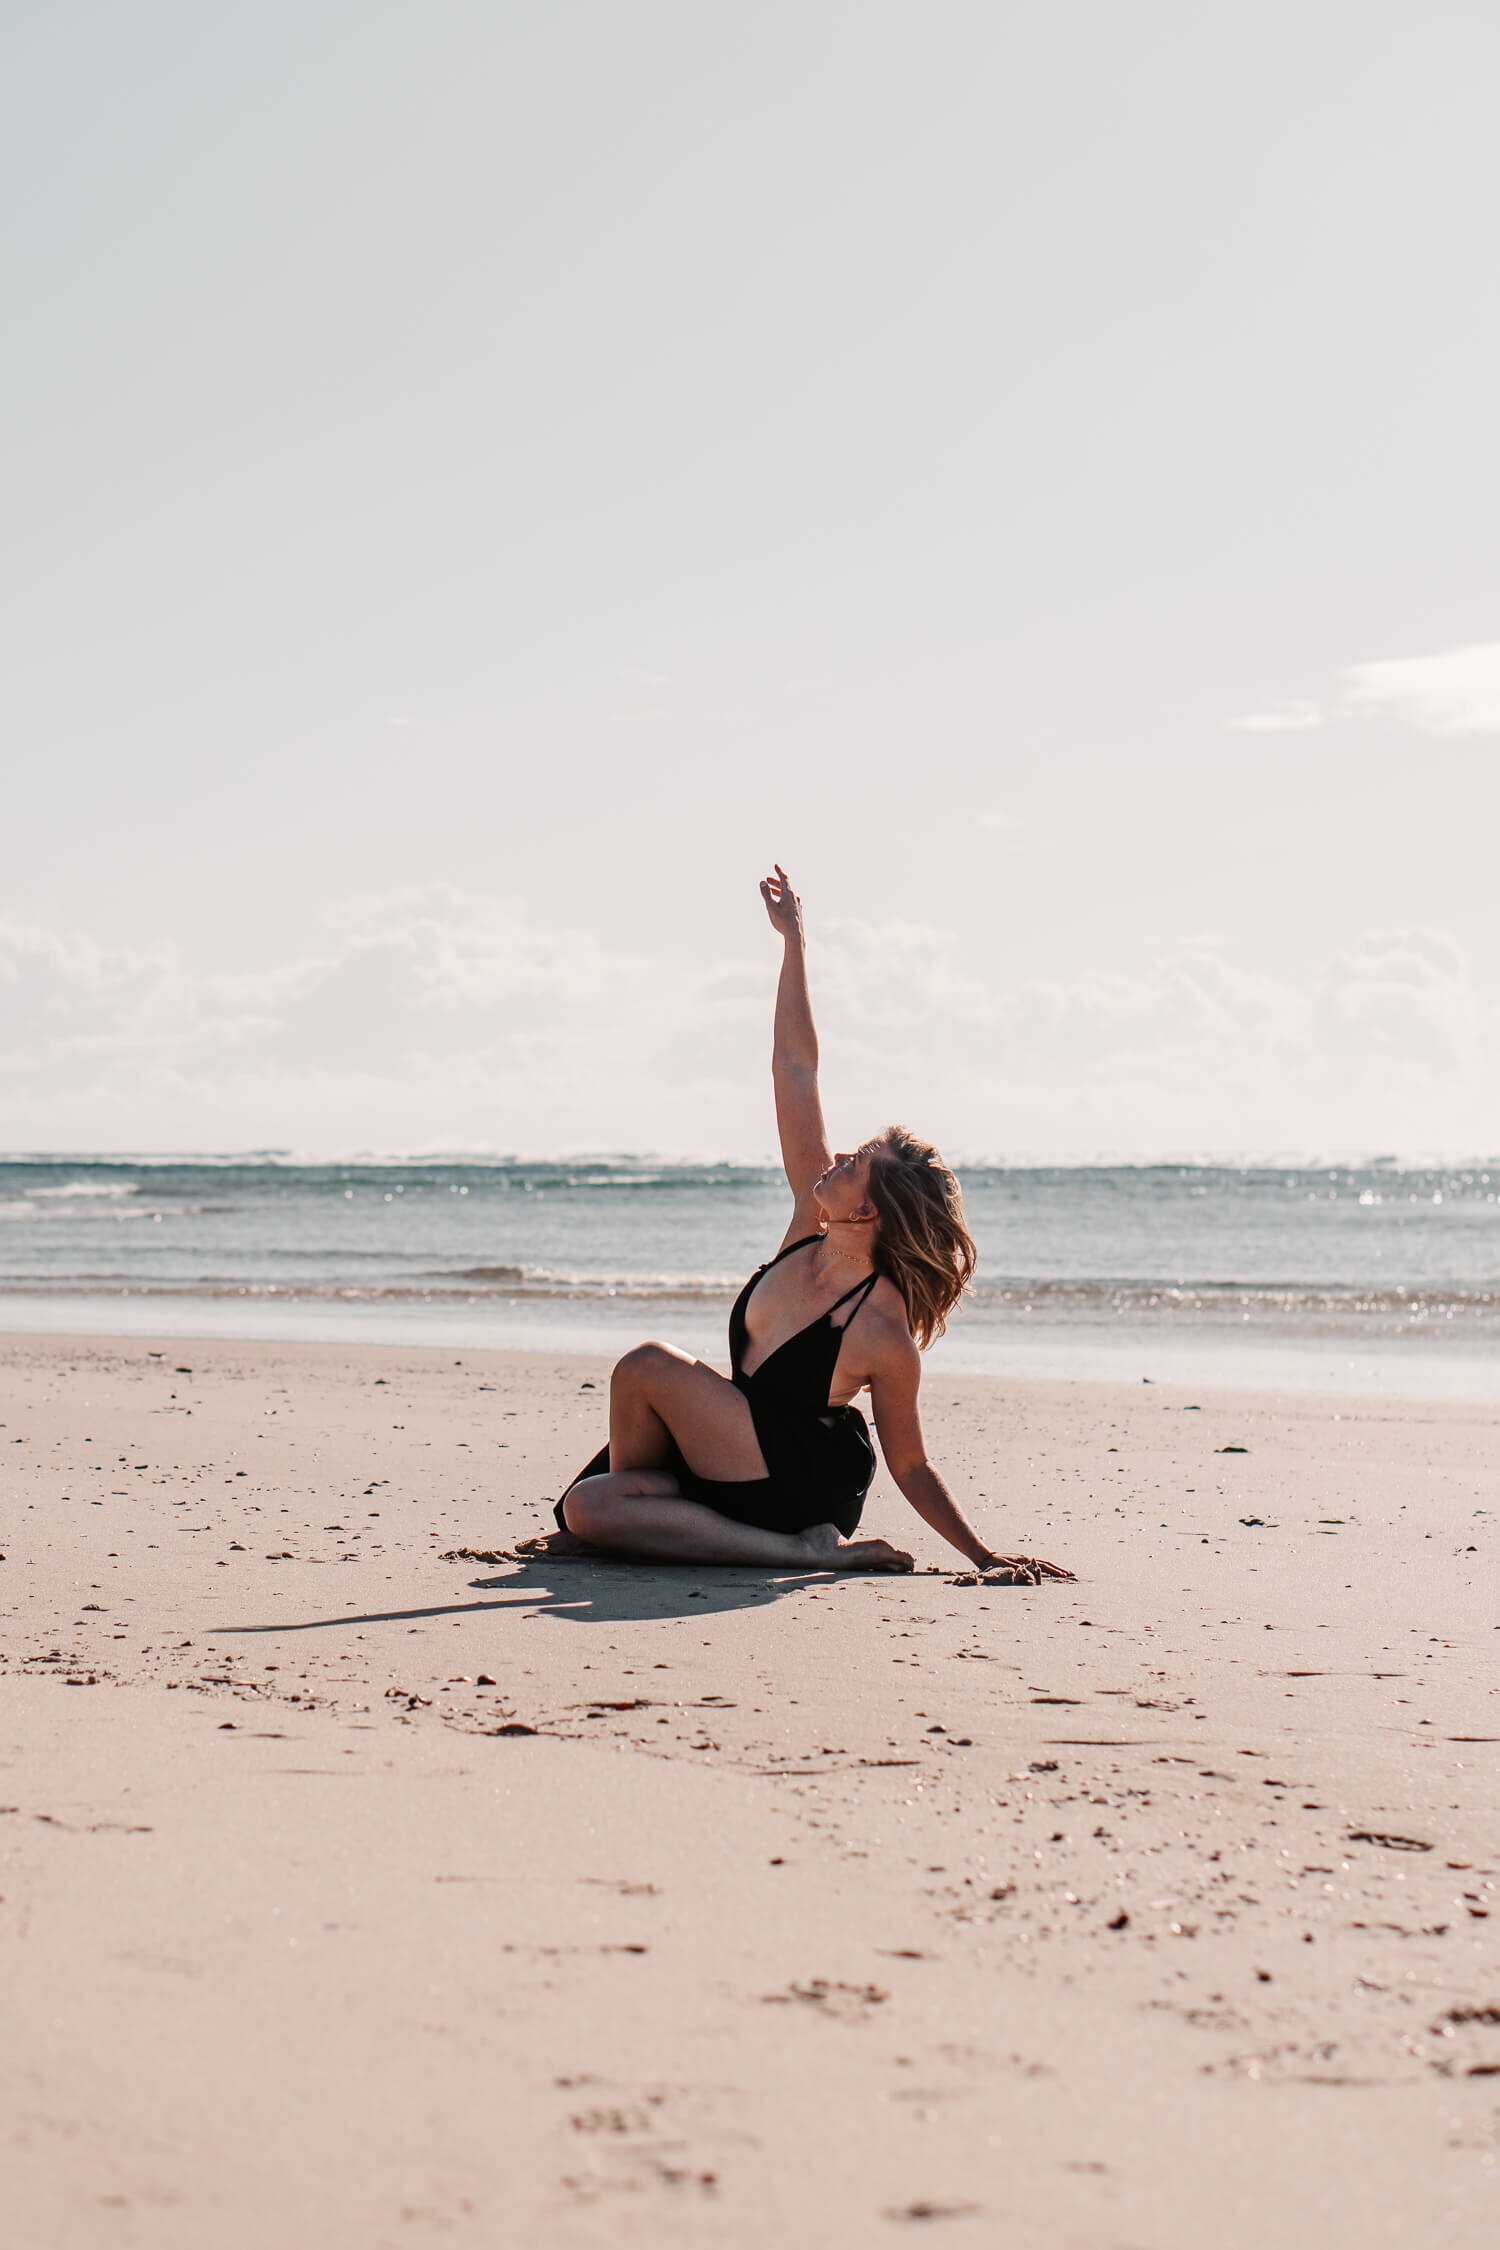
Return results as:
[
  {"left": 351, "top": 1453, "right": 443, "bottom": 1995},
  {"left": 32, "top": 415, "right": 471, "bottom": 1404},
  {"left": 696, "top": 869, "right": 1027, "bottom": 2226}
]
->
[
  {"left": 864, "top": 1543, "right": 913, "bottom": 1574},
  {"left": 515, "top": 1530, "right": 601, "bottom": 1559}
]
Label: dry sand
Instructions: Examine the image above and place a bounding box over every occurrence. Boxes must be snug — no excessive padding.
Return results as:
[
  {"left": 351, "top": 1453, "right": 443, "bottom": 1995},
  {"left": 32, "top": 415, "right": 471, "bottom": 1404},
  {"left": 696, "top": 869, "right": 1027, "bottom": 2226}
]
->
[{"left": 2, "top": 1330, "right": 1498, "bottom": 2247}]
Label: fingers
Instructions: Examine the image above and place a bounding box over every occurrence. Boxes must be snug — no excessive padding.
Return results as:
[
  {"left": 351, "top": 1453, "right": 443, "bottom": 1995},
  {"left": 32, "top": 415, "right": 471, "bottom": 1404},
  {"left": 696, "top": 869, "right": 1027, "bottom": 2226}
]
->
[
  {"left": 760, "top": 867, "right": 798, "bottom": 927},
  {"left": 964, "top": 1553, "right": 1075, "bottom": 1586}
]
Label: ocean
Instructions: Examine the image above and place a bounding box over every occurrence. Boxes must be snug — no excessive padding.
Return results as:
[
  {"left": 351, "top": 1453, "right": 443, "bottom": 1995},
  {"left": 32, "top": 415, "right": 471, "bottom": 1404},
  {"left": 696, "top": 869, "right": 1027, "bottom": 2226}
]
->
[{"left": 2, "top": 1156, "right": 1498, "bottom": 1399}]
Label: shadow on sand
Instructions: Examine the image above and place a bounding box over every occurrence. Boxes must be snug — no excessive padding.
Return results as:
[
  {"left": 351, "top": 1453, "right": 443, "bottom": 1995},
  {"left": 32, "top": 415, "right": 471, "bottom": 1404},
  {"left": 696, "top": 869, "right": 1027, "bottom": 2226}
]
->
[{"left": 216, "top": 1551, "right": 850, "bottom": 1638}]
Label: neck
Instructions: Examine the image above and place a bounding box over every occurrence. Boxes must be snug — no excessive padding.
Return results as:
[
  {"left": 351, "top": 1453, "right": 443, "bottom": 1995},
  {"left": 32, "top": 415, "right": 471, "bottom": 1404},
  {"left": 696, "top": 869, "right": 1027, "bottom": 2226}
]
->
[{"left": 820, "top": 1218, "right": 876, "bottom": 1270}]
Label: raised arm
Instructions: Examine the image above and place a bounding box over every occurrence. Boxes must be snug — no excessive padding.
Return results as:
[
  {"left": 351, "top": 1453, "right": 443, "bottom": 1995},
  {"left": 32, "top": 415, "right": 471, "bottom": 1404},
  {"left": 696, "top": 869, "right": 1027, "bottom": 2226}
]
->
[
  {"left": 868, "top": 1331, "right": 1075, "bottom": 1582},
  {"left": 760, "top": 867, "right": 834, "bottom": 1222}
]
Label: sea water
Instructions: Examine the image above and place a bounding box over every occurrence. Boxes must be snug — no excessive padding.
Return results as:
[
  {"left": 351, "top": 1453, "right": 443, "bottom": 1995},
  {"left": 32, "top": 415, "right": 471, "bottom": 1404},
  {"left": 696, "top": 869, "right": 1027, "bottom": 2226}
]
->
[{"left": 3, "top": 1156, "right": 1498, "bottom": 1398}]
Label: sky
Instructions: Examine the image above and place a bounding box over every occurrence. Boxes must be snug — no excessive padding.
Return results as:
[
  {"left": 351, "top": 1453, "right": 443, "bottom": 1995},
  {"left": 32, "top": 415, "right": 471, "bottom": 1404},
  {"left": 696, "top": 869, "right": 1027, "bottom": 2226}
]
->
[{"left": 3, "top": 0, "right": 1498, "bottom": 1162}]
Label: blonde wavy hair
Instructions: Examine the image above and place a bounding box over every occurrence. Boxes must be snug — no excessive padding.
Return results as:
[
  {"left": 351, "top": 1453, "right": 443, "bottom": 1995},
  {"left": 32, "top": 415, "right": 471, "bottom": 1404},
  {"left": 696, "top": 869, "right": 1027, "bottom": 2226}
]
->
[{"left": 865, "top": 1125, "right": 976, "bottom": 1347}]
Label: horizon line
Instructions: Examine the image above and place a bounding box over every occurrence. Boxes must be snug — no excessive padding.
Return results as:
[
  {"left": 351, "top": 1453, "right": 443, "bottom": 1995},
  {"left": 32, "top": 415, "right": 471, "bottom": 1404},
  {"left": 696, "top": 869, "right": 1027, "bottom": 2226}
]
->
[{"left": 2, "top": 1147, "right": 1496, "bottom": 1174}]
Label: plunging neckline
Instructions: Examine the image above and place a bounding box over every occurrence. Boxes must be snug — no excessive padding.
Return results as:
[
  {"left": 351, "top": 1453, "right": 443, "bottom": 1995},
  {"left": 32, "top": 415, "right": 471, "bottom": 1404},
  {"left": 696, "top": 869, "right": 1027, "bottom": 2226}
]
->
[{"left": 736, "top": 1237, "right": 878, "bottom": 1385}]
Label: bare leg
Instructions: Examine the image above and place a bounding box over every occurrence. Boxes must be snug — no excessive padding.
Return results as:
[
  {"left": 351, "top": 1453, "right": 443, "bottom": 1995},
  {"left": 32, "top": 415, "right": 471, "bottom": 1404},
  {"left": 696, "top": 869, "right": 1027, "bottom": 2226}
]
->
[
  {"left": 607, "top": 1355, "right": 677, "bottom": 1473},
  {"left": 561, "top": 1471, "right": 912, "bottom": 1572},
  {"left": 607, "top": 1341, "right": 769, "bottom": 1478}
]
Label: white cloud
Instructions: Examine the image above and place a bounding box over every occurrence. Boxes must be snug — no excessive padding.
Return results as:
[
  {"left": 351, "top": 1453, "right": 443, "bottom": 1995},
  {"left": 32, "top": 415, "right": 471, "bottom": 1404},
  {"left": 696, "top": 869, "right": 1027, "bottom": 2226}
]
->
[
  {"left": 1338, "top": 642, "right": 1500, "bottom": 736},
  {"left": 2, "top": 898, "right": 1495, "bottom": 1160},
  {"left": 1229, "top": 699, "right": 1327, "bottom": 734},
  {"left": 1313, "top": 930, "right": 1477, "bottom": 1068},
  {"left": 1231, "top": 639, "right": 1500, "bottom": 739},
  {"left": 977, "top": 808, "right": 1026, "bottom": 833}
]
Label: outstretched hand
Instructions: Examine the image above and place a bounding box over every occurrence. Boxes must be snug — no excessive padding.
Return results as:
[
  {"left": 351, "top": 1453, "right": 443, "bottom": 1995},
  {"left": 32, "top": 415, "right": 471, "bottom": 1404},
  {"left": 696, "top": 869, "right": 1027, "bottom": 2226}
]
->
[
  {"left": 965, "top": 1553, "right": 1077, "bottom": 1586},
  {"left": 759, "top": 863, "right": 803, "bottom": 942}
]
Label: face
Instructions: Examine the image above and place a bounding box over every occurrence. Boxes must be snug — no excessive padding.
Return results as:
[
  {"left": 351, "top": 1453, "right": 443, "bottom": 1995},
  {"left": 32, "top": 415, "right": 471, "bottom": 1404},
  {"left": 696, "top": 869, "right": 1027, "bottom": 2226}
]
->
[{"left": 814, "top": 1141, "right": 879, "bottom": 1223}]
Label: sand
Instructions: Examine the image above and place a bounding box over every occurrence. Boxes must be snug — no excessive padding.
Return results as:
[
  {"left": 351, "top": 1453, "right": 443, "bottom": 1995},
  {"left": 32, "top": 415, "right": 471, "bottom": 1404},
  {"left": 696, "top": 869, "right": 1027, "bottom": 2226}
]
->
[{"left": 2, "top": 1330, "right": 1498, "bottom": 2247}]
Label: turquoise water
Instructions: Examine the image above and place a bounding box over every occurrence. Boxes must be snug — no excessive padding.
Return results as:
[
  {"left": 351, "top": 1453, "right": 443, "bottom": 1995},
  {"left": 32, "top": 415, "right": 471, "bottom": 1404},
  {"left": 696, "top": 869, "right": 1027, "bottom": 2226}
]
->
[{"left": 3, "top": 1156, "right": 1499, "bottom": 1397}]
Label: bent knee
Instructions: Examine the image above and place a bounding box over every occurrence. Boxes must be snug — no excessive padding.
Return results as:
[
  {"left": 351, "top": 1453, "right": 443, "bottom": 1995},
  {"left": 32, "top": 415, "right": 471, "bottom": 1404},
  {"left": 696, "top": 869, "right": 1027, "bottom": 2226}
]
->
[
  {"left": 562, "top": 1475, "right": 637, "bottom": 1539},
  {"left": 562, "top": 1471, "right": 675, "bottom": 1538},
  {"left": 561, "top": 1485, "right": 601, "bottom": 1538},
  {"left": 611, "top": 1340, "right": 671, "bottom": 1385}
]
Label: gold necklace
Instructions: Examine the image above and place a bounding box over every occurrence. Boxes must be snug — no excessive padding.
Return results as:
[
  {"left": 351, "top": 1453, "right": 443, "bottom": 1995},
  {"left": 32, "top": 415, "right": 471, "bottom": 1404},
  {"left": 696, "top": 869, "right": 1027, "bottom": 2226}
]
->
[{"left": 820, "top": 1231, "right": 874, "bottom": 1274}]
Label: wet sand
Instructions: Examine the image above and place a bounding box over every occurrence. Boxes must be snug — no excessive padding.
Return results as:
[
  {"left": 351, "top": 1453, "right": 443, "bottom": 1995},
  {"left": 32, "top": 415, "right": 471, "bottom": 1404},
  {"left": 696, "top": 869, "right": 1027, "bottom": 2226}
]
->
[{"left": 2, "top": 1332, "right": 1498, "bottom": 2246}]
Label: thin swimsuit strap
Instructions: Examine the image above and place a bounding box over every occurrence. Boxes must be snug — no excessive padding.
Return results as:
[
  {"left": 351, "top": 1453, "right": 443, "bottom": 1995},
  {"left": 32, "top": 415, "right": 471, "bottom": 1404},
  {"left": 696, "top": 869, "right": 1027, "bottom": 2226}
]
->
[
  {"left": 760, "top": 1233, "right": 821, "bottom": 1272},
  {"left": 756, "top": 1235, "right": 878, "bottom": 1319},
  {"left": 737, "top": 1243, "right": 881, "bottom": 1383},
  {"left": 825, "top": 1268, "right": 880, "bottom": 1320}
]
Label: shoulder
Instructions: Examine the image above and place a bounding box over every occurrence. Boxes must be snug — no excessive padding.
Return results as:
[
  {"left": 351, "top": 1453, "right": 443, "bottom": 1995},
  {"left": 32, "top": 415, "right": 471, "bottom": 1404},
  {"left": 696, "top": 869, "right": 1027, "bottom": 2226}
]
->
[{"left": 861, "top": 1284, "right": 921, "bottom": 1378}]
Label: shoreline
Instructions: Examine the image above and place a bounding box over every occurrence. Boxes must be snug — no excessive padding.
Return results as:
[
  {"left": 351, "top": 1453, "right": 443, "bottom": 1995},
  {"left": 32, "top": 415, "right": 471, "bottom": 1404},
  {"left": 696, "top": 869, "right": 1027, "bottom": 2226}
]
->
[
  {"left": 5, "top": 1294, "right": 1500, "bottom": 1402},
  {"left": 4, "top": 1330, "right": 1498, "bottom": 2245}
]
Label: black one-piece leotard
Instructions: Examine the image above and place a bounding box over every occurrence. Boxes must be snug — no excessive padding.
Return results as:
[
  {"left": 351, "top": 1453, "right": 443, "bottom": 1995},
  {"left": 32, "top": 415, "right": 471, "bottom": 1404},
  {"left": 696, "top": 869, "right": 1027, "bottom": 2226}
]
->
[{"left": 558, "top": 1235, "right": 879, "bottom": 1538}]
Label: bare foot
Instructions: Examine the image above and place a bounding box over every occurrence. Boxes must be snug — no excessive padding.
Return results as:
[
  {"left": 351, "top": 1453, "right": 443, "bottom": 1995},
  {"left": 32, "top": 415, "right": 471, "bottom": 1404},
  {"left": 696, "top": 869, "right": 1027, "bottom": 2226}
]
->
[
  {"left": 798, "top": 1523, "right": 915, "bottom": 1573},
  {"left": 511, "top": 1530, "right": 604, "bottom": 1560}
]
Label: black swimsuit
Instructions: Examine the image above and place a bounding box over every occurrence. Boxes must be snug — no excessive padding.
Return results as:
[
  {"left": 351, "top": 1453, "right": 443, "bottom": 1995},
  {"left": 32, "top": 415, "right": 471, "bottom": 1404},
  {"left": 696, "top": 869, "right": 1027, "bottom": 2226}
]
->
[{"left": 559, "top": 1235, "right": 879, "bottom": 1538}]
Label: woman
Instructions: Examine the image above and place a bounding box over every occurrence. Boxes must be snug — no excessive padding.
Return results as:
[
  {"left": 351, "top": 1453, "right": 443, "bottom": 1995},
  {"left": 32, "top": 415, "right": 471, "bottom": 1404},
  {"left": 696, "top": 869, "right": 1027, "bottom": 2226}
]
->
[{"left": 549, "top": 868, "right": 1073, "bottom": 1583}]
